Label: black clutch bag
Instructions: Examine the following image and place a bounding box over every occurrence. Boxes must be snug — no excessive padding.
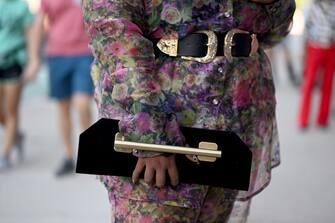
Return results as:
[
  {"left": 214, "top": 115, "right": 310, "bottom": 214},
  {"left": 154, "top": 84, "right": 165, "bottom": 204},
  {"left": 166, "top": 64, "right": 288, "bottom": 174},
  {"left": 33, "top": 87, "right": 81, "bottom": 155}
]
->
[{"left": 76, "top": 118, "right": 252, "bottom": 191}]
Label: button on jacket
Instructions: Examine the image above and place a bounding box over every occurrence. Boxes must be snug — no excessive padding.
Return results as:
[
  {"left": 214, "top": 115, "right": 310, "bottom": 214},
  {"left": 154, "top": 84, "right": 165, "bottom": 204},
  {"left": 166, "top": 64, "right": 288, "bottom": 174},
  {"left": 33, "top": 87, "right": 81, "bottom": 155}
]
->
[{"left": 82, "top": 0, "right": 295, "bottom": 207}]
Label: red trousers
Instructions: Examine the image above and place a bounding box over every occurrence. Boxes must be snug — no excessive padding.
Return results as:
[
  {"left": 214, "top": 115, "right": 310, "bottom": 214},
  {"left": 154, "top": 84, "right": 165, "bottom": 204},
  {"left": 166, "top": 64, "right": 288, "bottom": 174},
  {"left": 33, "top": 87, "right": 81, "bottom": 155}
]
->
[{"left": 298, "top": 42, "right": 335, "bottom": 128}]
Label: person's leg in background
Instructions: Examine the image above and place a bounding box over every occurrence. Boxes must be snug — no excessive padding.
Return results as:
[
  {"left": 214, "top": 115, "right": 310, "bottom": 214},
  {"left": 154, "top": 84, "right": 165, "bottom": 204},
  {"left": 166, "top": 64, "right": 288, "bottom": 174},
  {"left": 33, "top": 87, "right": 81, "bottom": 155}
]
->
[
  {"left": 72, "top": 54, "right": 94, "bottom": 131},
  {"left": 298, "top": 43, "right": 326, "bottom": 129},
  {"left": 73, "top": 94, "right": 92, "bottom": 130},
  {"left": 47, "top": 57, "right": 76, "bottom": 176},
  {"left": 55, "top": 98, "right": 75, "bottom": 176},
  {"left": 316, "top": 44, "right": 335, "bottom": 127},
  {"left": 0, "top": 80, "right": 23, "bottom": 170},
  {"left": 282, "top": 39, "right": 300, "bottom": 87},
  {"left": 54, "top": 54, "right": 94, "bottom": 176},
  {"left": 0, "top": 85, "right": 5, "bottom": 126}
]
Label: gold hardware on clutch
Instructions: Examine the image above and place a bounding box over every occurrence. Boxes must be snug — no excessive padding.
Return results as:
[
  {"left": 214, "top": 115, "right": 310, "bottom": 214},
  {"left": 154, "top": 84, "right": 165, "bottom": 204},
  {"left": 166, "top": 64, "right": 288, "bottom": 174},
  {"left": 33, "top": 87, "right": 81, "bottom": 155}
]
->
[
  {"left": 224, "top": 28, "right": 249, "bottom": 63},
  {"left": 114, "top": 133, "right": 221, "bottom": 162},
  {"left": 198, "top": 142, "right": 218, "bottom": 162},
  {"left": 182, "top": 30, "right": 218, "bottom": 63}
]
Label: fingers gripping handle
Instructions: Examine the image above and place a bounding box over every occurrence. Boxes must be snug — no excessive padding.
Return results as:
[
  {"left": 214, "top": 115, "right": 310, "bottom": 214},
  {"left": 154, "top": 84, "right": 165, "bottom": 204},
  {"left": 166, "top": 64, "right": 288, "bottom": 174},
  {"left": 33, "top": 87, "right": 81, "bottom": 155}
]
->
[{"left": 114, "top": 133, "right": 221, "bottom": 162}]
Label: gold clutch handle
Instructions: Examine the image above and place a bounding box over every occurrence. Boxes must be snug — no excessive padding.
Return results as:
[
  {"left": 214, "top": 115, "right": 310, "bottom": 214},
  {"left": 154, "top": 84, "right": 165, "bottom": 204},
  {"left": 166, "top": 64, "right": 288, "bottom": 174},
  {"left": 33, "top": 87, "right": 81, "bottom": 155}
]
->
[{"left": 114, "top": 133, "right": 221, "bottom": 162}]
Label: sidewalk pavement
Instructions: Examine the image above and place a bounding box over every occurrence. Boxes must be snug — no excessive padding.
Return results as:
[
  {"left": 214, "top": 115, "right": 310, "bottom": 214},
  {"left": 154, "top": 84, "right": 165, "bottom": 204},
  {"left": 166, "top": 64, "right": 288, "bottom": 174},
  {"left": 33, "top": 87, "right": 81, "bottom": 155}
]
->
[
  {"left": 0, "top": 71, "right": 335, "bottom": 222},
  {"left": 249, "top": 84, "right": 335, "bottom": 223},
  {"left": 0, "top": 94, "right": 109, "bottom": 223}
]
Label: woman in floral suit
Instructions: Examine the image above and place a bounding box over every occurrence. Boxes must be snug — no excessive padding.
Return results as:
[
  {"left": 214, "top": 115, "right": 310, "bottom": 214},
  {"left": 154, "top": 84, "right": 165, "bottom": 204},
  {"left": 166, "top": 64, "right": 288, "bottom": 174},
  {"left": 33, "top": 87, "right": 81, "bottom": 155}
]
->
[{"left": 82, "top": 0, "right": 295, "bottom": 222}]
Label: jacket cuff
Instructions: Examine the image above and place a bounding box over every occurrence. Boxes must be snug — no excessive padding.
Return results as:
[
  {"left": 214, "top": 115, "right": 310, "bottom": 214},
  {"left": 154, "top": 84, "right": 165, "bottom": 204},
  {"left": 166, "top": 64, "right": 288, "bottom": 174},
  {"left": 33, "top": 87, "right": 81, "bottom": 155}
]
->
[{"left": 132, "top": 150, "right": 164, "bottom": 158}]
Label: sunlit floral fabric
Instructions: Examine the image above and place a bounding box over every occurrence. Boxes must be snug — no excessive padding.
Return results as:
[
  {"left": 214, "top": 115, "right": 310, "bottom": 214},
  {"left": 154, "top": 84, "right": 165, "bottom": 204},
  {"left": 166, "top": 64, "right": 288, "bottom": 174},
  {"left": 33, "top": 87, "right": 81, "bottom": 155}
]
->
[{"left": 82, "top": 0, "right": 295, "bottom": 206}]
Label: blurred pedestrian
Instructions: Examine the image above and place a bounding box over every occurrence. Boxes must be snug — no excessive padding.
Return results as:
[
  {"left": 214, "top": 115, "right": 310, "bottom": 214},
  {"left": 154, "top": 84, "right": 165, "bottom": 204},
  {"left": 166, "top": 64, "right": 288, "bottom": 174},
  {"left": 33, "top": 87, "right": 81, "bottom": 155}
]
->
[
  {"left": 0, "top": 0, "right": 40, "bottom": 171},
  {"left": 265, "top": 38, "right": 300, "bottom": 87},
  {"left": 298, "top": 0, "right": 335, "bottom": 129},
  {"left": 82, "top": 0, "right": 295, "bottom": 222},
  {"left": 32, "top": 0, "right": 94, "bottom": 176}
]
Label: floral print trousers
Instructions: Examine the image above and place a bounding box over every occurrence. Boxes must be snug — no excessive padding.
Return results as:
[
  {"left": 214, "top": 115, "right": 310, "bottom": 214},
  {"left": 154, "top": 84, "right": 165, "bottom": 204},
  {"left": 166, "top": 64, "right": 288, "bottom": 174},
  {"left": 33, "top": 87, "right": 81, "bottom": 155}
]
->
[{"left": 108, "top": 187, "right": 251, "bottom": 223}]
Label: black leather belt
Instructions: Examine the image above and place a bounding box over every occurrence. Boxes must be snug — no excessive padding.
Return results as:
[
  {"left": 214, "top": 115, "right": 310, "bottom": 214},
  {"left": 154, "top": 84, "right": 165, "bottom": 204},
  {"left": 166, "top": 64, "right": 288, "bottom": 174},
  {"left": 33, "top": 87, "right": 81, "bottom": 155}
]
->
[{"left": 154, "top": 29, "right": 254, "bottom": 63}]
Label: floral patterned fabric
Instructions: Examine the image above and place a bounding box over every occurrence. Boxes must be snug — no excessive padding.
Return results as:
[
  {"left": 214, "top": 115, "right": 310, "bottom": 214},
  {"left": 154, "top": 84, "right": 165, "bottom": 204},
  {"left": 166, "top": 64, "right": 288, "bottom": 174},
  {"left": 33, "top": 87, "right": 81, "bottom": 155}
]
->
[
  {"left": 108, "top": 186, "right": 237, "bottom": 222},
  {"left": 82, "top": 0, "right": 295, "bottom": 209}
]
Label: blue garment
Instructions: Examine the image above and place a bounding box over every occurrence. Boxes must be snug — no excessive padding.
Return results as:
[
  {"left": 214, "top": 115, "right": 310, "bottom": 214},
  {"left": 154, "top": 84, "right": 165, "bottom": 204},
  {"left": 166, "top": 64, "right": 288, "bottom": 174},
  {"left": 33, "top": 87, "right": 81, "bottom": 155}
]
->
[{"left": 47, "top": 54, "right": 94, "bottom": 99}]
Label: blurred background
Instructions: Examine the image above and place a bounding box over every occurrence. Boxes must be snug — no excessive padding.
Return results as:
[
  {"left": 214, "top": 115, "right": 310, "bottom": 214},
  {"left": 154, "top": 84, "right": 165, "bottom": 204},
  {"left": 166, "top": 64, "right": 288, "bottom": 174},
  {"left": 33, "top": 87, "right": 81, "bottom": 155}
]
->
[{"left": 1, "top": 0, "right": 335, "bottom": 222}]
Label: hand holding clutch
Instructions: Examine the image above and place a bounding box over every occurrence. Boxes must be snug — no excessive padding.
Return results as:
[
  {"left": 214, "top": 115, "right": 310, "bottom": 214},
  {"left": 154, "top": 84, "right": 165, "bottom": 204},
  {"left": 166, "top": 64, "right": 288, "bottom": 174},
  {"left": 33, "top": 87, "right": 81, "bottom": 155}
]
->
[
  {"left": 132, "top": 155, "right": 179, "bottom": 188},
  {"left": 76, "top": 118, "right": 252, "bottom": 191}
]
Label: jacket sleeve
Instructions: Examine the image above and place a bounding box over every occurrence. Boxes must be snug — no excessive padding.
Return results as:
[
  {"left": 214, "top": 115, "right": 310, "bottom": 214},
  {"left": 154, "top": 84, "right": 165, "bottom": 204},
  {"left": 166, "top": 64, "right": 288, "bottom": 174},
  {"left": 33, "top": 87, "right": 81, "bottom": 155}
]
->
[
  {"left": 82, "top": 0, "right": 184, "bottom": 157},
  {"left": 258, "top": 0, "right": 296, "bottom": 48}
]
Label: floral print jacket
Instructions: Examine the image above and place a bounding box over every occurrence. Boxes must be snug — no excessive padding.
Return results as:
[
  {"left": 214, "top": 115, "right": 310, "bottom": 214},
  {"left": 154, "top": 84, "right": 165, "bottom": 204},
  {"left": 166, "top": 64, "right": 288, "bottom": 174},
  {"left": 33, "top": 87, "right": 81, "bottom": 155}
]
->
[{"left": 82, "top": 0, "right": 295, "bottom": 207}]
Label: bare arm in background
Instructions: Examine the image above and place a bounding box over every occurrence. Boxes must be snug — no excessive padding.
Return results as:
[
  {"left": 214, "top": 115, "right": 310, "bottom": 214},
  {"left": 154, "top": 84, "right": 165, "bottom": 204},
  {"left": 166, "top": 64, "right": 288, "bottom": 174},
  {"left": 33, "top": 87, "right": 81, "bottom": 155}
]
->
[{"left": 23, "top": 12, "right": 45, "bottom": 83}]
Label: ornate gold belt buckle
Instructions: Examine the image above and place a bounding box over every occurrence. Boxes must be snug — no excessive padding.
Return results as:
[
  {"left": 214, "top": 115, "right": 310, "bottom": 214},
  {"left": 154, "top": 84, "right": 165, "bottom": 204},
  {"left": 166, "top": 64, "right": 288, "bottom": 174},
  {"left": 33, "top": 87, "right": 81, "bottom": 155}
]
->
[
  {"left": 181, "top": 30, "right": 218, "bottom": 63},
  {"left": 156, "top": 33, "right": 179, "bottom": 57},
  {"left": 224, "top": 28, "right": 250, "bottom": 63},
  {"left": 157, "top": 30, "right": 218, "bottom": 64}
]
